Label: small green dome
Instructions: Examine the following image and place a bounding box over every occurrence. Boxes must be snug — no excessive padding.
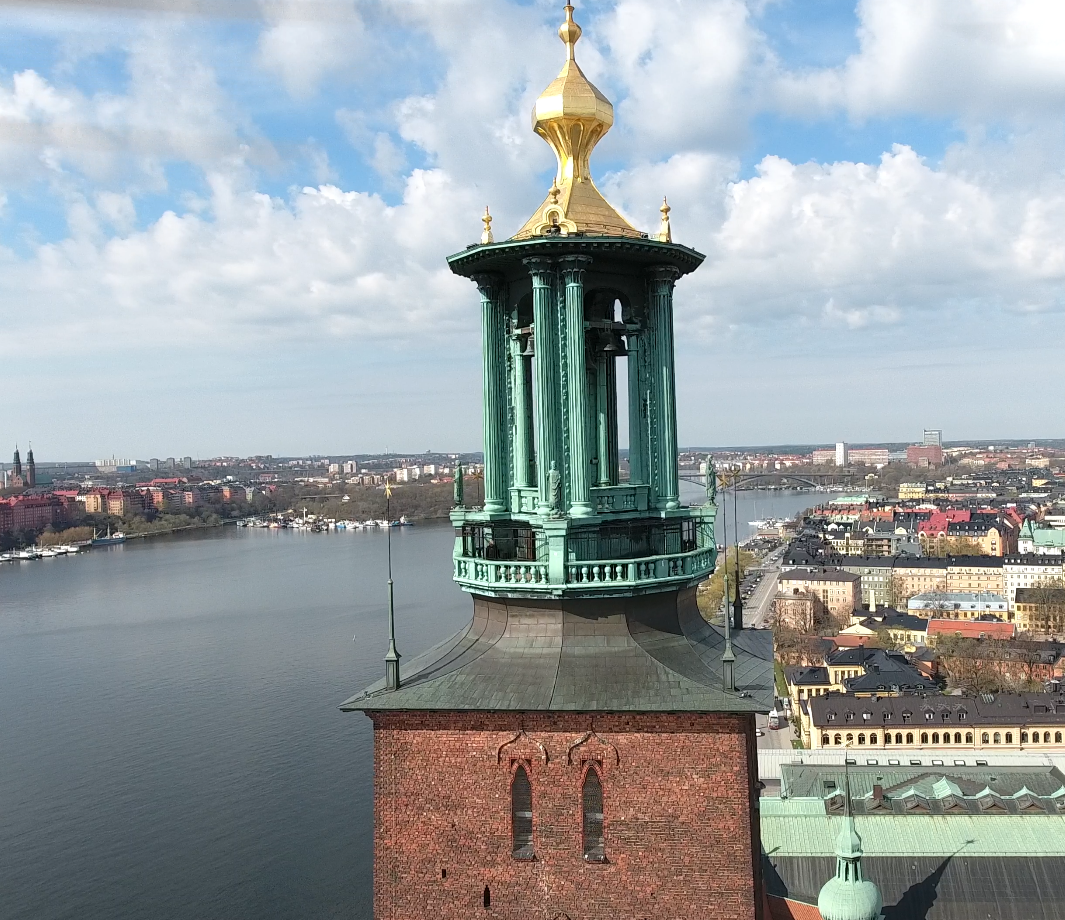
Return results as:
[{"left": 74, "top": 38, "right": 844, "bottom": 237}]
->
[
  {"left": 817, "top": 874, "right": 883, "bottom": 920},
  {"left": 817, "top": 813, "right": 882, "bottom": 920}
]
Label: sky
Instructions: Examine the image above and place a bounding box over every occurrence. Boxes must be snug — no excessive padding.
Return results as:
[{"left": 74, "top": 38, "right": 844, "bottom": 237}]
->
[{"left": 1, "top": 0, "right": 1064, "bottom": 460}]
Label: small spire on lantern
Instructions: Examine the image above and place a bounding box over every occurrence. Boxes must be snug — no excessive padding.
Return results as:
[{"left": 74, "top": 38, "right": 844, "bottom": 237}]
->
[
  {"left": 658, "top": 197, "right": 672, "bottom": 243},
  {"left": 559, "top": 3, "right": 581, "bottom": 60},
  {"left": 481, "top": 206, "right": 494, "bottom": 245}
]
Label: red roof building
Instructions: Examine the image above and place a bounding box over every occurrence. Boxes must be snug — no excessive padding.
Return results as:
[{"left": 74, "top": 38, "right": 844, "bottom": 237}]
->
[{"left": 927, "top": 618, "right": 1016, "bottom": 641}]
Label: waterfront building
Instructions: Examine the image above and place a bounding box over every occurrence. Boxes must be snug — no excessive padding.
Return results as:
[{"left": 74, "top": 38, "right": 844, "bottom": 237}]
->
[
  {"left": 0, "top": 493, "right": 68, "bottom": 533},
  {"left": 342, "top": 7, "right": 772, "bottom": 919}
]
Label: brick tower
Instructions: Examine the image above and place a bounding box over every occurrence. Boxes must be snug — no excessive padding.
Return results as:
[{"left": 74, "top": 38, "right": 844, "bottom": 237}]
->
[{"left": 343, "top": 5, "right": 773, "bottom": 919}]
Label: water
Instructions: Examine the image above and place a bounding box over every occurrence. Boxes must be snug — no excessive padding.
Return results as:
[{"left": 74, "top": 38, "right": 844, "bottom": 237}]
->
[
  {"left": 678, "top": 481, "right": 840, "bottom": 542},
  {"left": 0, "top": 524, "right": 468, "bottom": 920},
  {"left": 0, "top": 490, "right": 829, "bottom": 919}
]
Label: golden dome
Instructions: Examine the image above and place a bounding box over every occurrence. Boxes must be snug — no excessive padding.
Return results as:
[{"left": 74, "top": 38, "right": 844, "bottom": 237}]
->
[{"left": 512, "top": 3, "right": 641, "bottom": 240}]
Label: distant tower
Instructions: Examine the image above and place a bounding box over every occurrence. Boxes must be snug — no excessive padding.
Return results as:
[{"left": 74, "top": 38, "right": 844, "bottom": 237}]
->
[
  {"left": 817, "top": 791, "right": 883, "bottom": 920},
  {"left": 26, "top": 447, "right": 36, "bottom": 488},
  {"left": 835, "top": 442, "right": 848, "bottom": 466},
  {"left": 343, "top": 6, "right": 772, "bottom": 920},
  {"left": 13, "top": 446, "right": 22, "bottom": 480}
]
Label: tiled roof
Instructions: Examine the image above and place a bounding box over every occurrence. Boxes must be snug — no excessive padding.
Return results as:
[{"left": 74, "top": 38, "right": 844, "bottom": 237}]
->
[{"left": 767, "top": 895, "right": 823, "bottom": 920}]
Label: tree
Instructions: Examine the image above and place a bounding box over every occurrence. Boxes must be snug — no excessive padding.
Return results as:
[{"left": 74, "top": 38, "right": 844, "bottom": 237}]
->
[
  {"left": 890, "top": 573, "right": 916, "bottom": 609},
  {"left": 1024, "top": 577, "right": 1065, "bottom": 637}
]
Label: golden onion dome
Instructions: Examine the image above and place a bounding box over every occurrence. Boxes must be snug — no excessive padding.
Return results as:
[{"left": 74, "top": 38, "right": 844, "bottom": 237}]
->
[{"left": 512, "top": 3, "right": 641, "bottom": 240}]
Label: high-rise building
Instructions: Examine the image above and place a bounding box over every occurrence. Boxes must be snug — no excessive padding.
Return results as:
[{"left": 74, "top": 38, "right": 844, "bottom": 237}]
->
[
  {"left": 342, "top": 8, "right": 772, "bottom": 919},
  {"left": 835, "top": 441, "right": 848, "bottom": 466},
  {"left": 182, "top": 457, "right": 193, "bottom": 470},
  {"left": 923, "top": 428, "right": 943, "bottom": 447}
]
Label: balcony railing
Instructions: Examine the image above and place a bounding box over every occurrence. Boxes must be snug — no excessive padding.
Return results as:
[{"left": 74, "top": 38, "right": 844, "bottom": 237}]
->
[
  {"left": 454, "top": 558, "right": 550, "bottom": 587},
  {"left": 453, "top": 546, "right": 715, "bottom": 594}
]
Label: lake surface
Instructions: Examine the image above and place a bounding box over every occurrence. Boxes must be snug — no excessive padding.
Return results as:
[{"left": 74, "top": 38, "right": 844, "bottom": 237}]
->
[{"left": 0, "top": 490, "right": 829, "bottom": 919}]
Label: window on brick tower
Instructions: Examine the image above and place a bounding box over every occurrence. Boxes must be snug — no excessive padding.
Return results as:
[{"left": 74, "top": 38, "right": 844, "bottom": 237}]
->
[
  {"left": 582, "top": 768, "right": 605, "bottom": 861},
  {"left": 511, "top": 765, "right": 533, "bottom": 859}
]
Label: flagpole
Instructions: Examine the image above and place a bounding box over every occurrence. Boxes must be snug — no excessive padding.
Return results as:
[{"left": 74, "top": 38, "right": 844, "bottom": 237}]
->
[{"left": 384, "top": 481, "right": 400, "bottom": 690}]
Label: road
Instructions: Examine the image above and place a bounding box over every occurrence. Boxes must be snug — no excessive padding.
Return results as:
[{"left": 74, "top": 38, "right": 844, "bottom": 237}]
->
[
  {"left": 743, "top": 545, "right": 784, "bottom": 629},
  {"left": 755, "top": 712, "right": 798, "bottom": 750}
]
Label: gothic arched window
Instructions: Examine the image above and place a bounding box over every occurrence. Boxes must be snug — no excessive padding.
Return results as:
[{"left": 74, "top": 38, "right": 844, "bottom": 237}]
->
[
  {"left": 511, "top": 765, "right": 533, "bottom": 859},
  {"left": 582, "top": 768, "right": 605, "bottom": 861}
]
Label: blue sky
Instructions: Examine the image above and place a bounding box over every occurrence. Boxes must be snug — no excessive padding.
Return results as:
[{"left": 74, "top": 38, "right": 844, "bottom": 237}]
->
[{"left": 1, "top": 0, "right": 1063, "bottom": 459}]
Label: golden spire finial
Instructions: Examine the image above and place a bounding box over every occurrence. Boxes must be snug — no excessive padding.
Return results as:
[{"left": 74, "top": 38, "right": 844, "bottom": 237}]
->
[
  {"left": 658, "top": 197, "right": 672, "bottom": 243},
  {"left": 559, "top": 4, "right": 581, "bottom": 61},
  {"left": 511, "top": 2, "right": 641, "bottom": 240},
  {"left": 481, "top": 206, "right": 494, "bottom": 245}
]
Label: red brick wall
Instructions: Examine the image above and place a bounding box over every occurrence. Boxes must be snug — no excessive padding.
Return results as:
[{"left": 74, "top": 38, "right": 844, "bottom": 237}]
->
[{"left": 370, "top": 711, "right": 762, "bottom": 920}]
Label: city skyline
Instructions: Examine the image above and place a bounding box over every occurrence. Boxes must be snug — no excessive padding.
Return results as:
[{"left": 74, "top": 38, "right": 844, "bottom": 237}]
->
[{"left": 2, "top": 1, "right": 1064, "bottom": 455}]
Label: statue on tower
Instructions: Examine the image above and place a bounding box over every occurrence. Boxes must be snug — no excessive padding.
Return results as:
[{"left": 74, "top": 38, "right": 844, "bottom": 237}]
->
[
  {"left": 705, "top": 457, "right": 717, "bottom": 505},
  {"left": 548, "top": 461, "right": 562, "bottom": 515},
  {"left": 453, "top": 463, "right": 464, "bottom": 507}
]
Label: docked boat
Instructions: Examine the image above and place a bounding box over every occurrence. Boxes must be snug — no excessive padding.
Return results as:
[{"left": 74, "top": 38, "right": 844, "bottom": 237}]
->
[{"left": 92, "top": 527, "right": 127, "bottom": 546}]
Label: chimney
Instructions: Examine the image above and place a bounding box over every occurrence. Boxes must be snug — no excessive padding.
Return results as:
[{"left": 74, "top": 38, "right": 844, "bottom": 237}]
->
[{"left": 873, "top": 784, "right": 884, "bottom": 802}]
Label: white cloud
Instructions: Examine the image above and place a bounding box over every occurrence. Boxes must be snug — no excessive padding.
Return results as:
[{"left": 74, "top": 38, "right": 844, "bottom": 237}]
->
[
  {"left": 601, "top": 0, "right": 764, "bottom": 154},
  {"left": 775, "top": 0, "right": 1065, "bottom": 120},
  {"left": 256, "top": 0, "right": 367, "bottom": 99},
  {"left": 0, "top": 167, "right": 478, "bottom": 355},
  {"left": 0, "top": 25, "right": 265, "bottom": 193}
]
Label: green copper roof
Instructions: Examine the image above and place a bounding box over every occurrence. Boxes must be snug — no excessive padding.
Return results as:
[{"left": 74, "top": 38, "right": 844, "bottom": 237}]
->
[
  {"left": 761, "top": 810, "right": 1065, "bottom": 857},
  {"left": 341, "top": 592, "right": 773, "bottom": 713}
]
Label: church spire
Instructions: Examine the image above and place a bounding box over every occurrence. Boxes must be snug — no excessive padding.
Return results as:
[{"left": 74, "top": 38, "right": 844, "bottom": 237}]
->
[
  {"left": 817, "top": 768, "right": 883, "bottom": 920},
  {"left": 512, "top": 3, "right": 640, "bottom": 240}
]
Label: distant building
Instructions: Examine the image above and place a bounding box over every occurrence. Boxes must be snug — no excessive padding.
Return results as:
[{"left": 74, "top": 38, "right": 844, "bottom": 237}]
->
[
  {"left": 1014, "top": 587, "right": 1065, "bottom": 636},
  {"left": 1019, "top": 521, "right": 1065, "bottom": 556},
  {"left": 897, "top": 482, "right": 927, "bottom": 500},
  {"left": 835, "top": 442, "right": 848, "bottom": 466},
  {"left": 182, "top": 457, "right": 193, "bottom": 470},
  {"left": 1003, "top": 554, "right": 1064, "bottom": 604},
  {"left": 0, "top": 494, "right": 68, "bottom": 533},
  {"left": 846, "top": 448, "right": 890, "bottom": 467},
  {"left": 808, "top": 691, "right": 1065, "bottom": 751},
  {"left": 149, "top": 459, "right": 160, "bottom": 471},
  {"left": 908, "top": 591, "right": 1008, "bottom": 619},
  {"left": 923, "top": 428, "right": 943, "bottom": 447},
  {"left": 777, "top": 568, "right": 862, "bottom": 627},
  {"left": 906, "top": 444, "right": 943, "bottom": 467},
  {"left": 926, "top": 617, "right": 1016, "bottom": 643},
  {"left": 25, "top": 448, "right": 35, "bottom": 488}
]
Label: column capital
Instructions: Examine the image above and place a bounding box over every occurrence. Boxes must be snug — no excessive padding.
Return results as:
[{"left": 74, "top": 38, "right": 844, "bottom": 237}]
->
[
  {"left": 647, "top": 265, "right": 681, "bottom": 285},
  {"left": 470, "top": 272, "right": 504, "bottom": 298},
  {"left": 523, "top": 256, "right": 555, "bottom": 281},
  {"left": 558, "top": 254, "right": 593, "bottom": 279}
]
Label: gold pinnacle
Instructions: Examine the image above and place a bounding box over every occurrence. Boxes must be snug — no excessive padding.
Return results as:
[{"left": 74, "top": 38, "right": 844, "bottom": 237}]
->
[
  {"left": 658, "top": 197, "right": 672, "bottom": 243},
  {"left": 481, "top": 206, "right": 495, "bottom": 245},
  {"left": 559, "top": 4, "right": 581, "bottom": 61}
]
